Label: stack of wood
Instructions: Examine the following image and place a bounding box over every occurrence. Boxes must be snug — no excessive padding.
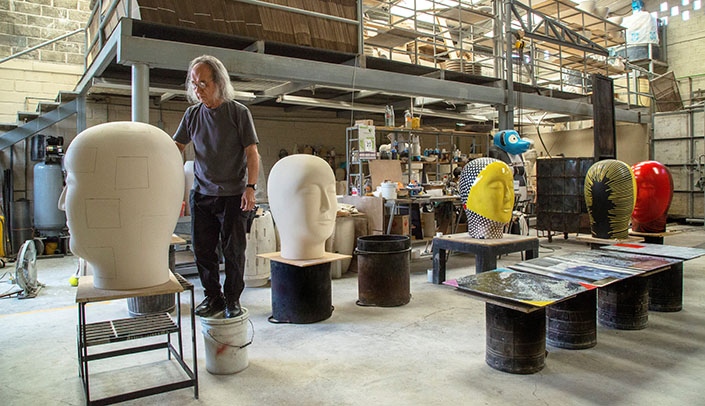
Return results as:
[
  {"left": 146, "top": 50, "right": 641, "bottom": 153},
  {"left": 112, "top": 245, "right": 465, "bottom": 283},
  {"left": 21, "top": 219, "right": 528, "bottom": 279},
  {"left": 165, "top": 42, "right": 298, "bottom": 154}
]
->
[{"left": 88, "top": 0, "right": 359, "bottom": 64}]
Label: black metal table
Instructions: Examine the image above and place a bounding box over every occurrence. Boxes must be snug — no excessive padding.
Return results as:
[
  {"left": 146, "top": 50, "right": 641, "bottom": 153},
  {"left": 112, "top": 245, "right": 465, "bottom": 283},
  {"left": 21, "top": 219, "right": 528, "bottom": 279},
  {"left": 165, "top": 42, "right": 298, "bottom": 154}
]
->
[{"left": 431, "top": 233, "right": 539, "bottom": 284}]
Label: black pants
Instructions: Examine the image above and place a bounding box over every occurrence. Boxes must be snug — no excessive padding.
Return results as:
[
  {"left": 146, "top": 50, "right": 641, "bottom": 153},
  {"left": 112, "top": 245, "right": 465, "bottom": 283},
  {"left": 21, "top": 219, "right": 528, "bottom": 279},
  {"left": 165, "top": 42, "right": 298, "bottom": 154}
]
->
[{"left": 190, "top": 190, "right": 247, "bottom": 300}]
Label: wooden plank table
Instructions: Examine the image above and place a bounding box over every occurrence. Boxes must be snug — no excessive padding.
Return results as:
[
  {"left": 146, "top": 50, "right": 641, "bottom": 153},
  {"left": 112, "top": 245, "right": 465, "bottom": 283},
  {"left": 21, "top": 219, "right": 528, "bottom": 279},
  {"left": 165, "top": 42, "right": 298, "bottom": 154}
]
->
[
  {"left": 431, "top": 233, "right": 539, "bottom": 284},
  {"left": 575, "top": 234, "right": 643, "bottom": 249}
]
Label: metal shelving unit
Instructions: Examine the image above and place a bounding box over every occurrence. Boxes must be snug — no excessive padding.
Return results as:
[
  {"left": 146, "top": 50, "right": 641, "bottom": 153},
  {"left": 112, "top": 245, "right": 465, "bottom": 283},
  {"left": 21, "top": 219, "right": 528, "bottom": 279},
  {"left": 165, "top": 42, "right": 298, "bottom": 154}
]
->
[
  {"left": 652, "top": 107, "right": 705, "bottom": 222},
  {"left": 346, "top": 125, "right": 488, "bottom": 195}
]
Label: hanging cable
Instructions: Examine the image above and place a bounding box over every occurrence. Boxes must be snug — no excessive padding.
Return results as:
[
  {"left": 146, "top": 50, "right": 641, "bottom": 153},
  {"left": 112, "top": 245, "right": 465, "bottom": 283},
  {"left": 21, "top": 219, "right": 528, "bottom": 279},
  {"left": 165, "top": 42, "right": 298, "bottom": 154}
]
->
[{"left": 526, "top": 113, "right": 552, "bottom": 158}]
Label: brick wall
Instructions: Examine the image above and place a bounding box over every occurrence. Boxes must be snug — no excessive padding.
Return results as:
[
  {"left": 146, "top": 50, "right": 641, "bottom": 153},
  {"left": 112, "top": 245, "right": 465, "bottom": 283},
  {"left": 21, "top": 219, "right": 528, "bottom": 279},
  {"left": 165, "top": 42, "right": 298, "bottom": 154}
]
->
[
  {"left": 0, "top": 0, "right": 91, "bottom": 64},
  {"left": 0, "top": 59, "right": 84, "bottom": 122},
  {"left": 0, "top": 0, "right": 91, "bottom": 123},
  {"left": 658, "top": 9, "right": 705, "bottom": 101}
]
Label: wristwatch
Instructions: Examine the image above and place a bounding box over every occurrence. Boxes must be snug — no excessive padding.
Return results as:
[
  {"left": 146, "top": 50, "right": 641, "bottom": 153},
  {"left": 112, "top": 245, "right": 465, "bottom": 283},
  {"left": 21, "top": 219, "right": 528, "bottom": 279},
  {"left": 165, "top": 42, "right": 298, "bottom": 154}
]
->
[{"left": 246, "top": 184, "right": 257, "bottom": 190}]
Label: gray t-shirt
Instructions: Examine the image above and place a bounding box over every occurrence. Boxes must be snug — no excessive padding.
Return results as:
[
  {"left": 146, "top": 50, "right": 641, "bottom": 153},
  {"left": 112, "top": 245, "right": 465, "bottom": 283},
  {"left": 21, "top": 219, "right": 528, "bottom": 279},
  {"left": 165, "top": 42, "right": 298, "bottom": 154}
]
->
[{"left": 174, "top": 100, "right": 259, "bottom": 196}]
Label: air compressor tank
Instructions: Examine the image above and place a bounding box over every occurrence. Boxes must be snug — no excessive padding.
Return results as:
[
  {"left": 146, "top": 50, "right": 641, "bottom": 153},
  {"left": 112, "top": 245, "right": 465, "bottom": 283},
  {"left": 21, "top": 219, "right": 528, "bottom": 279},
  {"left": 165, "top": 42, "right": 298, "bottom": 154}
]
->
[{"left": 33, "top": 160, "right": 66, "bottom": 237}]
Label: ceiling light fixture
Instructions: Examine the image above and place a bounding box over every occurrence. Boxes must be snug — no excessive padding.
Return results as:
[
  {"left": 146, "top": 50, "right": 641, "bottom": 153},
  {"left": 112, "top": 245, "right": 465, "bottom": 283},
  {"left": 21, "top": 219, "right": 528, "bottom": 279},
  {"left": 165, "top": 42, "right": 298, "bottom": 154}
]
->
[
  {"left": 276, "top": 95, "right": 492, "bottom": 122},
  {"left": 90, "top": 78, "right": 257, "bottom": 101},
  {"left": 276, "top": 95, "right": 386, "bottom": 113}
]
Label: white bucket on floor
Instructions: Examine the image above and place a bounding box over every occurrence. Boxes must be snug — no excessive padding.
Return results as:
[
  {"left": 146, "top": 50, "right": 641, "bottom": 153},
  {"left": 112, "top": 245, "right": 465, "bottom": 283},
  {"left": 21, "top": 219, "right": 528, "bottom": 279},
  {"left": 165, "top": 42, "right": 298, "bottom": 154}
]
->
[{"left": 201, "top": 307, "right": 253, "bottom": 374}]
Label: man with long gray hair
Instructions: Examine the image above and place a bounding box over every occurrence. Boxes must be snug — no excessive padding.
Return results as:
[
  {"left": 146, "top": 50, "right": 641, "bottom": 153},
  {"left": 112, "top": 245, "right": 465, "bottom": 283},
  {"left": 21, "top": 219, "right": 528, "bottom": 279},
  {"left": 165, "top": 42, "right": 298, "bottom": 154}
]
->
[{"left": 174, "top": 55, "right": 259, "bottom": 318}]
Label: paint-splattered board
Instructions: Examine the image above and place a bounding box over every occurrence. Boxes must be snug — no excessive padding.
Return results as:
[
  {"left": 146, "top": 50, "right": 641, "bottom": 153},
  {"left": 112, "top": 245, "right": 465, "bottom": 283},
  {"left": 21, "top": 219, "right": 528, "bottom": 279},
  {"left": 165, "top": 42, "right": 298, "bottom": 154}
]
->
[
  {"left": 509, "top": 249, "right": 680, "bottom": 288},
  {"left": 601, "top": 242, "right": 705, "bottom": 260},
  {"left": 444, "top": 268, "right": 588, "bottom": 313},
  {"left": 552, "top": 250, "right": 680, "bottom": 273},
  {"left": 509, "top": 257, "right": 637, "bottom": 288}
]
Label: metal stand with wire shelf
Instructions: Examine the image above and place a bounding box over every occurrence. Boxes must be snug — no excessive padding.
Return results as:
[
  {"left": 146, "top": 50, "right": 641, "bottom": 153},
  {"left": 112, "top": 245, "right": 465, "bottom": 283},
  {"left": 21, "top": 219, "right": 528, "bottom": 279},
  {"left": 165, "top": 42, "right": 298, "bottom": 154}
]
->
[{"left": 75, "top": 272, "right": 198, "bottom": 405}]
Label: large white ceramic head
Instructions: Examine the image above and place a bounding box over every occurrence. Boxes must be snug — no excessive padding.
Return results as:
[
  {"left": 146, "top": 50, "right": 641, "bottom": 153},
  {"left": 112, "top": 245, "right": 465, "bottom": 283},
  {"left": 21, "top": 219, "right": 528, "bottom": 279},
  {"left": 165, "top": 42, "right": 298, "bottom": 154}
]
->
[
  {"left": 59, "top": 121, "right": 185, "bottom": 290},
  {"left": 268, "top": 154, "right": 337, "bottom": 260}
]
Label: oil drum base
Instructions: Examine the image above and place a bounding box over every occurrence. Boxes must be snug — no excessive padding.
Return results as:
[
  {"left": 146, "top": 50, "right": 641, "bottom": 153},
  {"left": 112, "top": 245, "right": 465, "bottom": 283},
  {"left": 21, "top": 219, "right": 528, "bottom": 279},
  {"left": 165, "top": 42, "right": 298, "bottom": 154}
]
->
[
  {"left": 485, "top": 303, "right": 546, "bottom": 374},
  {"left": 648, "top": 264, "right": 683, "bottom": 312},
  {"left": 269, "top": 261, "right": 332, "bottom": 324},
  {"left": 598, "top": 277, "right": 649, "bottom": 330},
  {"left": 546, "top": 289, "right": 597, "bottom": 350}
]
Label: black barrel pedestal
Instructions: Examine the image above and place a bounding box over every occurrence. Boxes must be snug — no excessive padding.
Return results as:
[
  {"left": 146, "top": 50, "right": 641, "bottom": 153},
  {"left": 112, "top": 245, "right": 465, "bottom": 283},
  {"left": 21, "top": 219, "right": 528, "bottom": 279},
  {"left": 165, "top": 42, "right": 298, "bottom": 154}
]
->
[
  {"left": 356, "top": 235, "right": 411, "bottom": 307},
  {"left": 269, "top": 261, "right": 332, "bottom": 324},
  {"left": 648, "top": 263, "right": 683, "bottom": 312},
  {"left": 485, "top": 303, "right": 546, "bottom": 374},
  {"left": 598, "top": 277, "right": 649, "bottom": 330},
  {"left": 546, "top": 289, "right": 597, "bottom": 349}
]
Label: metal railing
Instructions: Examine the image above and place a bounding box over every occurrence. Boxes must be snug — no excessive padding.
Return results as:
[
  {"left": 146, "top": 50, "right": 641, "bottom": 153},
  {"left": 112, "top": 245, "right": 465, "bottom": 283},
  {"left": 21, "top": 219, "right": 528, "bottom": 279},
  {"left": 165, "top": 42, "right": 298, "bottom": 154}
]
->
[{"left": 0, "top": 28, "right": 85, "bottom": 65}]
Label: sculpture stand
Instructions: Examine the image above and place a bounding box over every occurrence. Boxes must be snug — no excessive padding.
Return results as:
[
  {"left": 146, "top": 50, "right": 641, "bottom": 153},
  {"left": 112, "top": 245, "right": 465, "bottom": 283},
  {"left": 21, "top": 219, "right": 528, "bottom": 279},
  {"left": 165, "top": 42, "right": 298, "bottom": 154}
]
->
[
  {"left": 486, "top": 303, "right": 546, "bottom": 374},
  {"left": 575, "top": 235, "right": 643, "bottom": 250},
  {"left": 628, "top": 229, "right": 679, "bottom": 245},
  {"left": 258, "top": 252, "right": 350, "bottom": 324}
]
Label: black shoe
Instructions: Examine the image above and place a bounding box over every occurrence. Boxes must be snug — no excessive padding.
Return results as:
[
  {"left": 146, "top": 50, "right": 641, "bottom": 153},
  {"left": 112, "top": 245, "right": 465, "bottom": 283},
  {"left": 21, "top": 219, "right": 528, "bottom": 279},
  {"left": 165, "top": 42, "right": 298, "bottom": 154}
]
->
[
  {"left": 195, "top": 295, "right": 225, "bottom": 317},
  {"left": 224, "top": 298, "right": 243, "bottom": 318}
]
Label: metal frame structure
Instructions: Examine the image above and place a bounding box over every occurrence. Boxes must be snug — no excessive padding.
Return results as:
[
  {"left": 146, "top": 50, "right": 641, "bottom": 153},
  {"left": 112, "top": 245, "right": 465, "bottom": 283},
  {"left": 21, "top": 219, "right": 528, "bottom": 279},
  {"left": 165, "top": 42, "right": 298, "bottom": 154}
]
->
[{"left": 1, "top": 0, "right": 649, "bottom": 154}]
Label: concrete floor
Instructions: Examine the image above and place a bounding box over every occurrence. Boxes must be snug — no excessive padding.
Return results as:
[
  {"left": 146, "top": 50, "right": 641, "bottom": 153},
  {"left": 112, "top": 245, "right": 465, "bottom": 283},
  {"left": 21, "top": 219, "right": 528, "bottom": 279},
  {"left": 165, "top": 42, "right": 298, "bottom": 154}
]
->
[{"left": 2, "top": 226, "right": 705, "bottom": 405}]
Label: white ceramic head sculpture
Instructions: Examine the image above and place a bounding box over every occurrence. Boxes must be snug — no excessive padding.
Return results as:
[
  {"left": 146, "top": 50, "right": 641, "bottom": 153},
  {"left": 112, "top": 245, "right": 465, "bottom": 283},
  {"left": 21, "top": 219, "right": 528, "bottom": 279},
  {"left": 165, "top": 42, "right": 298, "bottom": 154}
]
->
[
  {"left": 268, "top": 154, "right": 337, "bottom": 260},
  {"left": 59, "top": 121, "right": 185, "bottom": 290}
]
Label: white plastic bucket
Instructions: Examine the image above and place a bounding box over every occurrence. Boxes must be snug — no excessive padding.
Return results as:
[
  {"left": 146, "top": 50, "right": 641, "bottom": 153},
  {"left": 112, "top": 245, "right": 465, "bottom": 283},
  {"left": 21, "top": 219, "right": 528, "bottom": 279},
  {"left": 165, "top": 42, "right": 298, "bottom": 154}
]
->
[
  {"left": 201, "top": 308, "right": 253, "bottom": 375},
  {"left": 380, "top": 182, "right": 397, "bottom": 199}
]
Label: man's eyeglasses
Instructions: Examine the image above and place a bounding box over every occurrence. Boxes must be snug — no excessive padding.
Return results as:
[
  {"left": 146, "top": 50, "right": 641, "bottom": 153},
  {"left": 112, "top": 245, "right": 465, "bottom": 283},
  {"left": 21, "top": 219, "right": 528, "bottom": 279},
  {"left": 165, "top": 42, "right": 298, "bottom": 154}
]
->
[{"left": 190, "top": 80, "right": 210, "bottom": 90}]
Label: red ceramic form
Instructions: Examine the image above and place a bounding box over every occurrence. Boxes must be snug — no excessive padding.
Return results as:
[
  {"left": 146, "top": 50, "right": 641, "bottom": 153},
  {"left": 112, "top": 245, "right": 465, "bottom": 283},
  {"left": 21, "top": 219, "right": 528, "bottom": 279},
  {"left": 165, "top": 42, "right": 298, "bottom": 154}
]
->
[{"left": 631, "top": 160, "right": 673, "bottom": 233}]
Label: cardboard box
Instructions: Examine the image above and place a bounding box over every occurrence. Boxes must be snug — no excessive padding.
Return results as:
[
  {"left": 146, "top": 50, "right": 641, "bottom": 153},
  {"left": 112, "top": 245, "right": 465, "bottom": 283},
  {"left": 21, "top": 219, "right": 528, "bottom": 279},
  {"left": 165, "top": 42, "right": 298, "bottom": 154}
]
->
[
  {"left": 384, "top": 214, "right": 410, "bottom": 236},
  {"left": 420, "top": 212, "right": 435, "bottom": 238}
]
